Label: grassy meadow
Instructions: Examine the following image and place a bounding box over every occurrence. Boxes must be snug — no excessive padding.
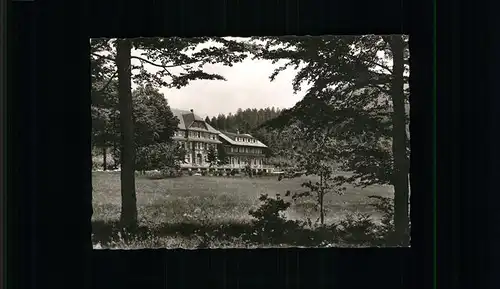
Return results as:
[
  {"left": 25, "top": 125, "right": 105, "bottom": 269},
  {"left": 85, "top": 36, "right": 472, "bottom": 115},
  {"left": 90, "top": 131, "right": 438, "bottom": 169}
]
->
[{"left": 92, "top": 171, "right": 394, "bottom": 249}]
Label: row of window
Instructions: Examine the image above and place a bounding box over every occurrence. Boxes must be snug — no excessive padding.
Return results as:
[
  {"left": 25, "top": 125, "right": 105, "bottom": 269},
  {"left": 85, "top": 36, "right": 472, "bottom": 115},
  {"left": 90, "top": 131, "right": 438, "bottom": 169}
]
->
[
  {"left": 230, "top": 157, "right": 263, "bottom": 166},
  {"left": 229, "top": 147, "right": 263, "bottom": 154},
  {"left": 190, "top": 131, "right": 217, "bottom": 140},
  {"left": 235, "top": 137, "right": 257, "bottom": 143},
  {"left": 174, "top": 130, "right": 217, "bottom": 140},
  {"left": 185, "top": 154, "right": 204, "bottom": 165},
  {"left": 178, "top": 141, "right": 216, "bottom": 151},
  {"left": 182, "top": 154, "right": 263, "bottom": 167}
]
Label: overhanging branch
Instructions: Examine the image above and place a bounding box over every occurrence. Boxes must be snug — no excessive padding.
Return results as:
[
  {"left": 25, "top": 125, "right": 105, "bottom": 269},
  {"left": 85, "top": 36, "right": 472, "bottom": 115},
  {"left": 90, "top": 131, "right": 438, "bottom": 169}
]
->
[
  {"left": 131, "top": 56, "right": 202, "bottom": 69},
  {"left": 91, "top": 52, "right": 115, "bottom": 62},
  {"left": 96, "top": 70, "right": 118, "bottom": 94}
]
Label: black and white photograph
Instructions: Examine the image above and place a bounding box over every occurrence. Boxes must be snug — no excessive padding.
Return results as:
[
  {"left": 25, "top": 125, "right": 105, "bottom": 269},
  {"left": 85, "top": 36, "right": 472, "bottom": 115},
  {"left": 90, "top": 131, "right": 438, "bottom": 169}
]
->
[{"left": 91, "top": 35, "right": 410, "bottom": 249}]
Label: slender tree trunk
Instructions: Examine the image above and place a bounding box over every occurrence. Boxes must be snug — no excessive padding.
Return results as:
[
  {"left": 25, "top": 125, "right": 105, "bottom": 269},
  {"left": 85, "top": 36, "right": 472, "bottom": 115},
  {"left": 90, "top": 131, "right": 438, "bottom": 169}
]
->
[
  {"left": 116, "top": 39, "right": 138, "bottom": 231},
  {"left": 388, "top": 35, "right": 410, "bottom": 244},
  {"left": 102, "top": 147, "right": 107, "bottom": 171},
  {"left": 319, "top": 174, "right": 325, "bottom": 225}
]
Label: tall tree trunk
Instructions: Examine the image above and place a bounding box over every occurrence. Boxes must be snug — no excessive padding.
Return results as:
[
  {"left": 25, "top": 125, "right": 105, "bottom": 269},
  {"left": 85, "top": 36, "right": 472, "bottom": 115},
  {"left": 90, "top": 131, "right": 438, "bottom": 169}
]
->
[
  {"left": 388, "top": 35, "right": 410, "bottom": 244},
  {"left": 116, "top": 39, "right": 138, "bottom": 231},
  {"left": 102, "top": 147, "right": 107, "bottom": 171},
  {"left": 319, "top": 174, "right": 325, "bottom": 225}
]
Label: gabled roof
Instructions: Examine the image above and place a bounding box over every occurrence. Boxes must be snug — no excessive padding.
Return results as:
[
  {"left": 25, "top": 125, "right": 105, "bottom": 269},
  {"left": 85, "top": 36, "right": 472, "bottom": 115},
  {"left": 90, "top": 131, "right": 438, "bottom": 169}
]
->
[
  {"left": 220, "top": 131, "right": 255, "bottom": 140},
  {"left": 218, "top": 130, "right": 268, "bottom": 148},
  {"left": 170, "top": 108, "right": 219, "bottom": 134}
]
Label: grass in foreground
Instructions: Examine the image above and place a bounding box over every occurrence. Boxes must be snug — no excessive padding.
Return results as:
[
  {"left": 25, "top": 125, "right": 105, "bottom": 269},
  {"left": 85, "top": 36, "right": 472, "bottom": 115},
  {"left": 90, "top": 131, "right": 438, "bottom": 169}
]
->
[{"left": 92, "top": 171, "right": 395, "bottom": 248}]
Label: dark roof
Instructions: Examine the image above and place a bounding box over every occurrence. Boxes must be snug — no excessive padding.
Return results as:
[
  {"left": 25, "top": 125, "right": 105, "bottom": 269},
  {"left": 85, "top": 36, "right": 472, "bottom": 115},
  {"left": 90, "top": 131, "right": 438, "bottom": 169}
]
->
[
  {"left": 218, "top": 131, "right": 267, "bottom": 148},
  {"left": 170, "top": 108, "right": 219, "bottom": 133},
  {"left": 218, "top": 131, "right": 255, "bottom": 141}
]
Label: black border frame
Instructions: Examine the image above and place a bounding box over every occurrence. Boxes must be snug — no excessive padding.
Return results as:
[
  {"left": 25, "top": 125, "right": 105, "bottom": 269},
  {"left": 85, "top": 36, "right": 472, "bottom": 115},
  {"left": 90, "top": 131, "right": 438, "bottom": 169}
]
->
[{"left": 7, "top": 0, "right": 466, "bottom": 287}]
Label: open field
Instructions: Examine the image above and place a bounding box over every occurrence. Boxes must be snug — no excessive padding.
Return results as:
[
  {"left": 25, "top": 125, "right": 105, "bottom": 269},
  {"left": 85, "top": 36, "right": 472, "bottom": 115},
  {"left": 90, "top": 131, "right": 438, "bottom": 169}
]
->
[{"left": 92, "top": 171, "right": 394, "bottom": 248}]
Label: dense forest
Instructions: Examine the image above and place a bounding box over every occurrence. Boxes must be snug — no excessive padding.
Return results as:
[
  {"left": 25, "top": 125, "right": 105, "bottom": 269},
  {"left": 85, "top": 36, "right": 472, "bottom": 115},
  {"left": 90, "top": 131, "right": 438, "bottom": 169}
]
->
[{"left": 204, "top": 107, "right": 282, "bottom": 134}]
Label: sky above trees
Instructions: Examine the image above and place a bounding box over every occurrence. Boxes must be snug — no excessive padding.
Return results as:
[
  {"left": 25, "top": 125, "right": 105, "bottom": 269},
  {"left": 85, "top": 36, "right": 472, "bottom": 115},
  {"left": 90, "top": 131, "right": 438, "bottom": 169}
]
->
[{"left": 128, "top": 37, "right": 310, "bottom": 117}]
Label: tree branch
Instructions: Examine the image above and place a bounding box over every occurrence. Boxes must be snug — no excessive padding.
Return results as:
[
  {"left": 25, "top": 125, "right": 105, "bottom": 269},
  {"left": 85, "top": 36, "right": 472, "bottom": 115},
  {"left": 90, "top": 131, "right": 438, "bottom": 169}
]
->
[
  {"left": 363, "top": 58, "right": 393, "bottom": 74},
  {"left": 91, "top": 52, "right": 116, "bottom": 62},
  {"left": 131, "top": 56, "right": 202, "bottom": 69},
  {"left": 96, "top": 70, "right": 118, "bottom": 93}
]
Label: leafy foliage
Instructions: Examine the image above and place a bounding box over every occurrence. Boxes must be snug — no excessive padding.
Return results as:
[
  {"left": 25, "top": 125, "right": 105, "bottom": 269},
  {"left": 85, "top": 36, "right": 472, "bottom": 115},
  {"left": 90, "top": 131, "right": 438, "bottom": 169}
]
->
[
  {"left": 131, "top": 84, "right": 179, "bottom": 147},
  {"left": 253, "top": 35, "right": 409, "bottom": 186},
  {"left": 279, "top": 126, "right": 346, "bottom": 225},
  {"left": 250, "top": 35, "right": 410, "bottom": 241},
  {"left": 336, "top": 212, "right": 378, "bottom": 244},
  {"left": 91, "top": 79, "right": 120, "bottom": 150},
  {"left": 135, "top": 143, "right": 186, "bottom": 174},
  {"left": 216, "top": 144, "right": 229, "bottom": 166},
  {"left": 248, "top": 194, "right": 299, "bottom": 244},
  {"left": 205, "top": 145, "right": 218, "bottom": 167}
]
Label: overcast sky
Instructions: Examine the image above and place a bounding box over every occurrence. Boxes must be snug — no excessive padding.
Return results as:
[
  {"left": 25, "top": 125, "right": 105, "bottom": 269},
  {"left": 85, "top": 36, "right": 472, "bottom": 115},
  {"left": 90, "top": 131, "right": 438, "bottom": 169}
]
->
[
  {"left": 128, "top": 37, "right": 309, "bottom": 118},
  {"left": 156, "top": 58, "right": 305, "bottom": 118}
]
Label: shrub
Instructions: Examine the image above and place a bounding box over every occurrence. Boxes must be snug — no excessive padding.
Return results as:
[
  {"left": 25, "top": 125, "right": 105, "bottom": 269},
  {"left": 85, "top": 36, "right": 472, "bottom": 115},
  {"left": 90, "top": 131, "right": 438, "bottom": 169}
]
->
[
  {"left": 368, "top": 195, "right": 410, "bottom": 246},
  {"left": 160, "top": 167, "right": 182, "bottom": 178},
  {"left": 188, "top": 170, "right": 193, "bottom": 176},
  {"left": 336, "top": 212, "right": 378, "bottom": 245},
  {"left": 247, "top": 194, "right": 302, "bottom": 244}
]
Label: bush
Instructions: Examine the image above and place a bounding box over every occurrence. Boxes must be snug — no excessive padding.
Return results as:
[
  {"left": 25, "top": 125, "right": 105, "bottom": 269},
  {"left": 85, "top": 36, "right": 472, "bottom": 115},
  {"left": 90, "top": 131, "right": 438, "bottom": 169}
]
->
[
  {"left": 188, "top": 170, "right": 193, "bottom": 176},
  {"left": 336, "top": 212, "right": 378, "bottom": 245},
  {"left": 368, "top": 195, "right": 410, "bottom": 246},
  {"left": 247, "top": 194, "right": 303, "bottom": 244},
  {"left": 92, "top": 152, "right": 115, "bottom": 171},
  {"left": 159, "top": 168, "right": 182, "bottom": 178}
]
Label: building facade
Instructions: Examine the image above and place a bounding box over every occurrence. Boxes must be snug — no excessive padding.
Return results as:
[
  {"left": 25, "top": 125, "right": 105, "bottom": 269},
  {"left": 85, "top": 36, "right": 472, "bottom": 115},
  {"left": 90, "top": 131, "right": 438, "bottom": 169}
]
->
[
  {"left": 217, "top": 130, "right": 270, "bottom": 172},
  {"left": 171, "top": 109, "right": 221, "bottom": 169},
  {"left": 171, "top": 108, "right": 272, "bottom": 172}
]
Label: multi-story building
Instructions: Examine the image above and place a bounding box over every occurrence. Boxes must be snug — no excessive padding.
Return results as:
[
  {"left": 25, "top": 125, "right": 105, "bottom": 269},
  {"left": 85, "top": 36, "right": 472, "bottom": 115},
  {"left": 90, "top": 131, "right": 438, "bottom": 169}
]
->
[
  {"left": 171, "top": 109, "right": 221, "bottom": 169},
  {"left": 171, "top": 108, "right": 273, "bottom": 173},
  {"left": 217, "top": 130, "right": 270, "bottom": 172}
]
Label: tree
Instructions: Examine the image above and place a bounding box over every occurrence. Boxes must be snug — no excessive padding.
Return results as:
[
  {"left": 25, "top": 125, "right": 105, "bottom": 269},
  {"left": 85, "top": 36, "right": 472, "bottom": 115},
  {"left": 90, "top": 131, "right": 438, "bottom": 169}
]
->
[
  {"left": 210, "top": 116, "right": 217, "bottom": 128},
  {"left": 206, "top": 145, "right": 218, "bottom": 168},
  {"left": 106, "top": 84, "right": 180, "bottom": 172},
  {"left": 91, "top": 37, "right": 253, "bottom": 230},
  {"left": 91, "top": 77, "right": 120, "bottom": 171},
  {"left": 132, "top": 84, "right": 179, "bottom": 147},
  {"left": 216, "top": 114, "right": 226, "bottom": 131},
  {"left": 253, "top": 35, "right": 410, "bottom": 243},
  {"left": 116, "top": 39, "right": 137, "bottom": 230},
  {"left": 216, "top": 144, "right": 229, "bottom": 166},
  {"left": 279, "top": 124, "right": 345, "bottom": 225},
  {"left": 136, "top": 142, "right": 186, "bottom": 174},
  {"left": 204, "top": 116, "right": 211, "bottom": 126}
]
